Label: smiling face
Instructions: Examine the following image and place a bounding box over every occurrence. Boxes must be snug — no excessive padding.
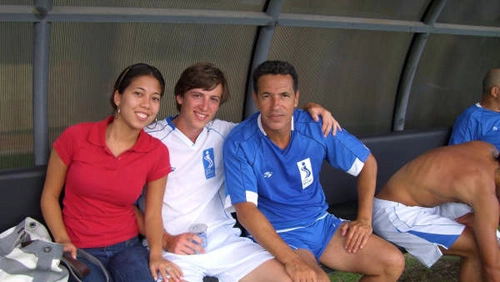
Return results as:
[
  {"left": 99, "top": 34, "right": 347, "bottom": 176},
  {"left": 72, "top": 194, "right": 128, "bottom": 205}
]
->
[
  {"left": 114, "top": 75, "right": 162, "bottom": 131},
  {"left": 174, "top": 84, "right": 222, "bottom": 140},
  {"left": 253, "top": 74, "right": 299, "bottom": 137}
]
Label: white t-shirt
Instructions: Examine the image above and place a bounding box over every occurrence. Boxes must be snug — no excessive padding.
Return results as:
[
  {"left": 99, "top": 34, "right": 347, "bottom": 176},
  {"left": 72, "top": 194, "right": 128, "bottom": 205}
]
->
[{"left": 146, "top": 116, "right": 237, "bottom": 236}]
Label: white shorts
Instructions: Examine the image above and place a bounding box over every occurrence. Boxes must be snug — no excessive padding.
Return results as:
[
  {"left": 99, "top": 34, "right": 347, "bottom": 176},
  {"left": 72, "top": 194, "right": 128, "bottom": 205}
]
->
[
  {"left": 162, "top": 225, "right": 273, "bottom": 282},
  {"left": 372, "top": 199, "right": 467, "bottom": 267}
]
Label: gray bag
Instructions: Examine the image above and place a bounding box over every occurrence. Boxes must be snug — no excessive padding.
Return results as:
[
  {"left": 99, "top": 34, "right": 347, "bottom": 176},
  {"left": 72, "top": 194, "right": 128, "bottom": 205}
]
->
[{"left": 0, "top": 217, "right": 69, "bottom": 282}]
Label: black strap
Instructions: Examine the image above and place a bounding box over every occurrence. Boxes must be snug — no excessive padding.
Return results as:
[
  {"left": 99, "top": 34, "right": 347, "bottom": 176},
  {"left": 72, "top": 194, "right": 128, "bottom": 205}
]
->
[{"left": 60, "top": 252, "right": 90, "bottom": 281}]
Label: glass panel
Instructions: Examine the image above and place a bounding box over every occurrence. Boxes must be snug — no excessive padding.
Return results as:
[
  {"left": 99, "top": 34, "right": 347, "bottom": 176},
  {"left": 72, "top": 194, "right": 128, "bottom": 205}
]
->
[
  {"left": 0, "top": 22, "right": 33, "bottom": 169},
  {"left": 53, "top": 0, "right": 265, "bottom": 11},
  {"left": 439, "top": 0, "right": 500, "bottom": 26},
  {"left": 268, "top": 26, "right": 413, "bottom": 136},
  {"left": 406, "top": 35, "right": 500, "bottom": 130},
  {"left": 281, "top": 0, "right": 430, "bottom": 21},
  {"left": 49, "top": 22, "right": 256, "bottom": 143}
]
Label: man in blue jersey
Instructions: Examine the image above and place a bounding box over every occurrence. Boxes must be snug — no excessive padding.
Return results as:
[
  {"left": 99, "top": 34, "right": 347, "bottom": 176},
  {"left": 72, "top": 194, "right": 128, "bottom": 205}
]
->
[
  {"left": 223, "top": 60, "right": 405, "bottom": 282},
  {"left": 449, "top": 68, "right": 500, "bottom": 150},
  {"left": 140, "top": 62, "right": 339, "bottom": 281}
]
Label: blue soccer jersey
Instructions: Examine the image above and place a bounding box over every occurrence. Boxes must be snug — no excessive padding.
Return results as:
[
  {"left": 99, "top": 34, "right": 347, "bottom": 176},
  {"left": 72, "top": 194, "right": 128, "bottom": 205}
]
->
[
  {"left": 449, "top": 103, "right": 500, "bottom": 150},
  {"left": 223, "top": 109, "right": 370, "bottom": 230}
]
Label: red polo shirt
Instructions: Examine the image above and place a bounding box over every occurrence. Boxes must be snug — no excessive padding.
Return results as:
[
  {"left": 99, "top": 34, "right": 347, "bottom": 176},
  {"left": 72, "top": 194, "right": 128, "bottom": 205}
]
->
[{"left": 54, "top": 116, "right": 171, "bottom": 248}]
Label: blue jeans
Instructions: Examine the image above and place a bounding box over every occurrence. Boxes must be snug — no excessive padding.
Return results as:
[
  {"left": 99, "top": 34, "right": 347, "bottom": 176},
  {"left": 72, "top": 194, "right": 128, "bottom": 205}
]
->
[{"left": 72, "top": 237, "right": 154, "bottom": 282}]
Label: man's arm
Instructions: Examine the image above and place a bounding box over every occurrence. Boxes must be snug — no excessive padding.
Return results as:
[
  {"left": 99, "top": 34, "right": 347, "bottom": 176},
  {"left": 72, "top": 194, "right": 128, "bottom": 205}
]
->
[
  {"left": 340, "top": 153, "right": 377, "bottom": 253},
  {"left": 471, "top": 188, "right": 500, "bottom": 281},
  {"left": 301, "top": 102, "right": 341, "bottom": 136},
  {"left": 133, "top": 206, "right": 204, "bottom": 255},
  {"left": 234, "top": 202, "right": 317, "bottom": 281},
  {"left": 162, "top": 230, "right": 204, "bottom": 255}
]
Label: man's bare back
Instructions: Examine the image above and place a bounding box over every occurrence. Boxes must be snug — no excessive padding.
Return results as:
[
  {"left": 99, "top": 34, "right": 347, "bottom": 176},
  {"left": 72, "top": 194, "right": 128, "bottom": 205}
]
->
[
  {"left": 374, "top": 141, "right": 500, "bottom": 281},
  {"left": 376, "top": 141, "right": 500, "bottom": 208}
]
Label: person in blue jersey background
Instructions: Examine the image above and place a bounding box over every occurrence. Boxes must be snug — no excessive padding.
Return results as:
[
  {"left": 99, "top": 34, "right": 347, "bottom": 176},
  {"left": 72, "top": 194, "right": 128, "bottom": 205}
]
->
[
  {"left": 449, "top": 68, "right": 500, "bottom": 150},
  {"left": 223, "top": 60, "right": 405, "bottom": 282}
]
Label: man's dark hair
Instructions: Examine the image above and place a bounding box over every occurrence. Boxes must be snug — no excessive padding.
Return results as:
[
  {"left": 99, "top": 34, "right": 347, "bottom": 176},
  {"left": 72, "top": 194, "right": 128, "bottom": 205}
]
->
[{"left": 252, "top": 60, "right": 298, "bottom": 93}]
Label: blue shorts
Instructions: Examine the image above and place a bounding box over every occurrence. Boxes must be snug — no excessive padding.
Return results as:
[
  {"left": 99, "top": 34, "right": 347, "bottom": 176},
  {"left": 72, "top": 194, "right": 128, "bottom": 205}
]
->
[{"left": 277, "top": 213, "right": 343, "bottom": 260}]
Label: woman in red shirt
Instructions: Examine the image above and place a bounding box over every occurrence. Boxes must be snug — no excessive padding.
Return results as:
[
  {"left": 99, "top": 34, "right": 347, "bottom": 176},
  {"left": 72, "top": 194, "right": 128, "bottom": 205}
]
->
[{"left": 41, "top": 63, "right": 182, "bottom": 282}]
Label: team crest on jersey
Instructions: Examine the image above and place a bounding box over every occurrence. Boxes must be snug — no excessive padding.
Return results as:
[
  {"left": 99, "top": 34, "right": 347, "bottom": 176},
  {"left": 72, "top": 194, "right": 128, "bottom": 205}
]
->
[
  {"left": 203, "top": 148, "right": 216, "bottom": 179},
  {"left": 297, "top": 158, "right": 313, "bottom": 189}
]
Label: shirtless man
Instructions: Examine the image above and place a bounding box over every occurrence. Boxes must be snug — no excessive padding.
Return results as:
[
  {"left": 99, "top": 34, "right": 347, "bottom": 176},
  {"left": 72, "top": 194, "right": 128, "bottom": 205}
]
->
[{"left": 373, "top": 141, "right": 500, "bottom": 282}]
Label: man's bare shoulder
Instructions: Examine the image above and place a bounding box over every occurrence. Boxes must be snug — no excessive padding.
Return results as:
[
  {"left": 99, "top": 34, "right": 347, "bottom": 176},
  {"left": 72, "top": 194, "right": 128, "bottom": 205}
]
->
[{"left": 377, "top": 141, "right": 498, "bottom": 207}]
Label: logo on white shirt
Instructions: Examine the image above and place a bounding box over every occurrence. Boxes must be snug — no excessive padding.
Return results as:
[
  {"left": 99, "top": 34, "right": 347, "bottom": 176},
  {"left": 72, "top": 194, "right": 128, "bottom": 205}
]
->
[{"left": 297, "top": 158, "right": 313, "bottom": 189}]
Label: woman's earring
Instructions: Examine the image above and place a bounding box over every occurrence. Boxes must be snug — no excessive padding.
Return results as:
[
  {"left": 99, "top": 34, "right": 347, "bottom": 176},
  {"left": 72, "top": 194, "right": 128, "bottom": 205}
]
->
[{"left": 115, "top": 107, "right": 121, "bottom": 119}]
